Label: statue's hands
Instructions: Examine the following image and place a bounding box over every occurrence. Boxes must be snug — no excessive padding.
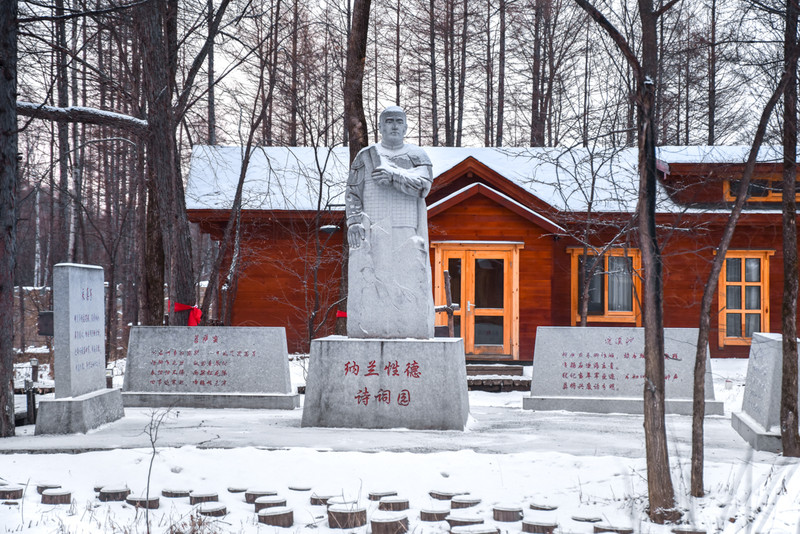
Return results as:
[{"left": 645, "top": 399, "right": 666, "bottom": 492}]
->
[
  {"left": 372, "top": 167, "right": 393, "bottom": 187},
  {"left": 348, "top": 223, "right": 366, "bottom": 248}
]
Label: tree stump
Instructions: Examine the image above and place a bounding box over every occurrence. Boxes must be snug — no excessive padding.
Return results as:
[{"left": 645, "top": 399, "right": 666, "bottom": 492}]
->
[
  {"left": 529, "top": 503, "right": 557, "bottom": 511},
  {"left": 429, "top": 490, "right": 467, "bottom": 500},
  {"left": 451, "top": 495, "right": 481, "bottom": 509},
  {"left": 493, "top": 506, "right": 523, "bottom": 521},
  {"left": 450, "top": 526, "right": 499, "bottom": 534},
  {"left": 288, "top": 484, "right": 312, "bottom": 492},
  {"left": 522, "top": 520, "right": 558, "bottom": 534},
  {"left": 162, "top": 489, "right": 191, "bottom": 498},
  {"left": 572, "top": 515, "right": 602, "bottom": 523},
  {"left": 672, "top": 529, "right": 706, "bottom": 534},
  {"left": 258, "top": 506, "right": 294, "bottom": 527},
  {"left": 189, "top": 491, "right": 218, "bottom": 505},
  {"left": 36, "top": 483, "right": 61, "bottom": 495},
  {"left": 594, "top": 526, "right": 633, "bottom": 534},
  {"left": 93, "top": 485, "right": 105, "bottom": 493},
  {"left": 126, "top": 495, "right": 160, "bottom": 509},
  {"left": 327, "top": 495, "right": 358, "bottom": 508},
  {"left": 379, "top": 496, "right": 409, "bottom": 511},
  {"left": 41, "top": 489, "right": 71, "bottom": 505},
  {"left": 197, "top": 503, "right": 227, "bottom": 517},
  {"left": 0, "top": 486, "right": 23, "bottom": 500},
  {"left": 420, "top": 509, "right": 450, "bottom": 522},
  {"left": 369, "top": 490, "right": 398, "bottom": 501},
  {"left": 99, "top": 487, "right": 130, "bottom": 502},
  {"left": 227, "top": 487, "right": 247, "bottom": 493},
  {"left": 254, "top": 496, "right": 287, "bottom": 512},
  {"left": 445, "top": 514, "right": 484, "bottom": 528},
  {"left": 310, "top": 493, "right": 336, "bottom": 505},
  {"left": 327, "top": 505, "right": 367, "bottom": 528},
  {"left": 245, "top": 489, "right": 277, "bottom": 504},
  {"left": 371, "top": 514, "right": 408, "bottom": 534}
]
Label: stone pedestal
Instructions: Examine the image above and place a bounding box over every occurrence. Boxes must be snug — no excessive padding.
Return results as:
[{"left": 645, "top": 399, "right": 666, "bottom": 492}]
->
[
  {"left": 35, "top": 263, "right": 123, "bottom": 435},
  {"left": 301, "top": 336, "right": 469, "bottom": 430},
  {"left": 35, "top": 388, "right": 124, "bottom": 435}
]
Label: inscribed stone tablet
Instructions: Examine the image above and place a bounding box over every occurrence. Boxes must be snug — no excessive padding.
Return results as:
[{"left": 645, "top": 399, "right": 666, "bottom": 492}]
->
[
  {"left": 525, "top": 327, "right": 720, "bottom": 415},
  {"left": 53, "top": 263, "right": 106, "bottom": 398},
  {"left": 124, "top": 326, "right": 291, "bottom": 394},
  {"left": 739, "top": 333, "right": 785, "bottom": 432}
]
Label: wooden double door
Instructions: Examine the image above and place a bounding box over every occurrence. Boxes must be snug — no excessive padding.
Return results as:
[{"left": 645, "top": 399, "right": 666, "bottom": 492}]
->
[{"left": 432, "top": 242, "right": 521, "bottom": 359}]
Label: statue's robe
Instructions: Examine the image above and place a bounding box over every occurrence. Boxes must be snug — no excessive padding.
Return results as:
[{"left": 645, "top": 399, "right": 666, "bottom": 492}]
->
[{"left": 345, "top": 143, "right": 435, "bottom": 339}]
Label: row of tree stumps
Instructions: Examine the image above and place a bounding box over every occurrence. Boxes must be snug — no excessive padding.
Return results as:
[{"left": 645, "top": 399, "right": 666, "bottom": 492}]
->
[{"left": 0, "top": 481, "right": 712, "bottom": 534}]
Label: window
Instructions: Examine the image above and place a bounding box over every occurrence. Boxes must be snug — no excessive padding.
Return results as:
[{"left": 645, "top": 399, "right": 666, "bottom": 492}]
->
[
  {"left": 718, "top": 251, "right": 773, "bottom": 347},
  {"left": 569, "top": 248, "right": 641, "bottom": 325},
  {"left": 725, "top": 174, "right": 800, "bottom": 202}
]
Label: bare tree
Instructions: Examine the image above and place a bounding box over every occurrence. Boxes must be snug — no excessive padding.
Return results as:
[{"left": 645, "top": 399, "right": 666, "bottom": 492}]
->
[{"left": 574, "top": 0, "right": 682, "bottom": 522}]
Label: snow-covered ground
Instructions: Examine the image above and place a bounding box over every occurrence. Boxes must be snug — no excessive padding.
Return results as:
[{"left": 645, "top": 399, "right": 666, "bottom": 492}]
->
[{"left": 2, "top": 357, "right": 798, "bottom": 533}]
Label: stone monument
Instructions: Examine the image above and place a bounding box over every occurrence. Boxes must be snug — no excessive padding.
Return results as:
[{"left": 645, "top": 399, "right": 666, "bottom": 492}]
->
[
  {"left": 35, "top": 263, "right": 124, "bottom": 434},
  {"left": 302, "top": 107, "right": 469, "bottom": 430},
  {"left": 523, "top": 326, "right": 723, "bottom": 415},
  {"left": 732, "top": 332, "right": 799, "bottom": 452},
  {"left": 122, "top": 326, "right": 299, "bottom": 409}
]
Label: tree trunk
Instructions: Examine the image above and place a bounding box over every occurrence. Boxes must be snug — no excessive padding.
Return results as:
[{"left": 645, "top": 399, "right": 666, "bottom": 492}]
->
[
  {"left": 0, "top": 0, "right": 17, "bottom": 438},
  {"left": 55, "top": 0, "right": 70, "bottom": 266},
  {"left": 637, "top": 1, "right": 677, "bottom": 522},
  {"left": 456, "top": 0, "right": 467, "bottom": 147},
  {"left": 341, "top": 0, "right": 371, "bottom": 334},
  {"left": 428, "top": 0, "right": 439, "bottom": 146},
  {"left": 207, "top": 0, "right": 216, "bottom": 145},
  {"left": 531, "top": 1, "right": 543, "bottom": 147},
  {"left": 495, "top": 0, "right": 505, "bottom": 147},
  {"left": 781, "top": 0, "right": 800, "bottom": 457},
  {"left": 707, "top": 0, "right": 716, "bottom": 145}
]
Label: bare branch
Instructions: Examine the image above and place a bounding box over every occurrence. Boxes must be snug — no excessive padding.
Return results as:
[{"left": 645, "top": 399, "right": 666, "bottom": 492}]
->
[
  {"left": 17, "top": 101, "right": 148, "bottom": 134},
  {"left": 573, "top": 0, "right": 642, "bottom": 80}
]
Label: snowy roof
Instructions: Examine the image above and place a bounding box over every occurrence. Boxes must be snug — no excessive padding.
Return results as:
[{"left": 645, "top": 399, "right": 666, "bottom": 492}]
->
[
  {"left": 655, "top": 145, "right": 785, "bottom": 165},
  {"left": 185, "top": 145, "right": 789, "bottom": 215}
]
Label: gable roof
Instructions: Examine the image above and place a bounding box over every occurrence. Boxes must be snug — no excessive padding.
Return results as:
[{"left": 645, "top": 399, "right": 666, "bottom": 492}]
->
[{"left": 185, "top": 144, "right": 790, "bottom": 216}]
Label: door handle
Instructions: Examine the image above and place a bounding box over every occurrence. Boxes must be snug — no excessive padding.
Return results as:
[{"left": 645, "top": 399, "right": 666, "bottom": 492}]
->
[{"left": 467, "top": 300, "right": 473, "bottom": 312}]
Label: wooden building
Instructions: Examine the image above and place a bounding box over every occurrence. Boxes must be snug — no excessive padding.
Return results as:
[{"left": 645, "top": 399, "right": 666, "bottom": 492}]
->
[{"left": 186, "top": 145, "right": 798, "bottom": 360}]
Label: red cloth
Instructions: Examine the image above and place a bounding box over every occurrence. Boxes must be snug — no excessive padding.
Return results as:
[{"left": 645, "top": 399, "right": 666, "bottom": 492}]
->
[
  {"left": 336, "top": 310, "right": 347, "bottom": 318},
  {"left": 173, "top": 302, "right": 202, "bottom": 326}
]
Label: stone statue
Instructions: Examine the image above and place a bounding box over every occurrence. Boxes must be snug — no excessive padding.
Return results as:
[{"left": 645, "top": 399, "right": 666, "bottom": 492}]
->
[{"left": 346, "top": 106, "right": 435, "bottom": 339}]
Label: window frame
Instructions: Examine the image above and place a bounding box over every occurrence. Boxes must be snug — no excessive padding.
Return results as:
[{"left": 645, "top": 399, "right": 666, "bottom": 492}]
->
[
  {"left": 717, "top": 250, "right": 773, "bottom": 347},
  {"left": 568, "top": 247, "right": 642, "bottom": 326}
]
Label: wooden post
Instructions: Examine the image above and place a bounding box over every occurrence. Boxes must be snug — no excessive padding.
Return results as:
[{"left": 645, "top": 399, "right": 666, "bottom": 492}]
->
[{"left": 434, "top": 270, "right": 460, "bottom": 337}]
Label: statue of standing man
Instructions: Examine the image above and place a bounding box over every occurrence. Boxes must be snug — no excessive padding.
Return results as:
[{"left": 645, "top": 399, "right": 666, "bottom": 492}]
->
[{"left": 346, "top": 106, "right": 435, "bottom": 339}]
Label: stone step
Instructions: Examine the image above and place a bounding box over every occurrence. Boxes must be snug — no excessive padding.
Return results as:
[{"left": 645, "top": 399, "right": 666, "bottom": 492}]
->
[
  {"left": 467, "top": 377, "right": 531, "bottom": 392},
  {"left": 466, "top": 365, "right": 524, "bottom": 377}
]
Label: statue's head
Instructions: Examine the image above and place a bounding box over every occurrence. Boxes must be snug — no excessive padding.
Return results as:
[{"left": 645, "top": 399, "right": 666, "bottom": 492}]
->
[{"left": 379, "top": 106, "right": 407, "bottom": 147}]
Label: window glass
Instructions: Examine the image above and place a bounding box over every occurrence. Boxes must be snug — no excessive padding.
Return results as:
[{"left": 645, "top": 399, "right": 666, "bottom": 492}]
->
[
  {"left": 726, "top": 258, "right": 742, "bottom": 282},
  {"left": 745, "top": 286, "right": 761, "bottom": 310},
  {"left": 726, "top": 313, "right": 742, "bottom": 337},
  {"left": 474, "top": 258, "right": 504, "bottom": 309},
  {"left": 726, "top": 286, "right": 742, "bottom": 310},
  {"left": 608, "top": 256, "right": 633, "bottom": 312},
  {"left": 474, "top": 316, "right": 503, "bottom": 346},
  {"left": 745, "top": 258, "right": 761, "bottom": 282},
  {"left": 579, "top": 256, "right": 604, "bottom": 315},
  {"left": 745, "top": 314, "right": 761, "bottom": 337},
  {"left": 447, "top": 258, "right": 462, "bottom": 305}
]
